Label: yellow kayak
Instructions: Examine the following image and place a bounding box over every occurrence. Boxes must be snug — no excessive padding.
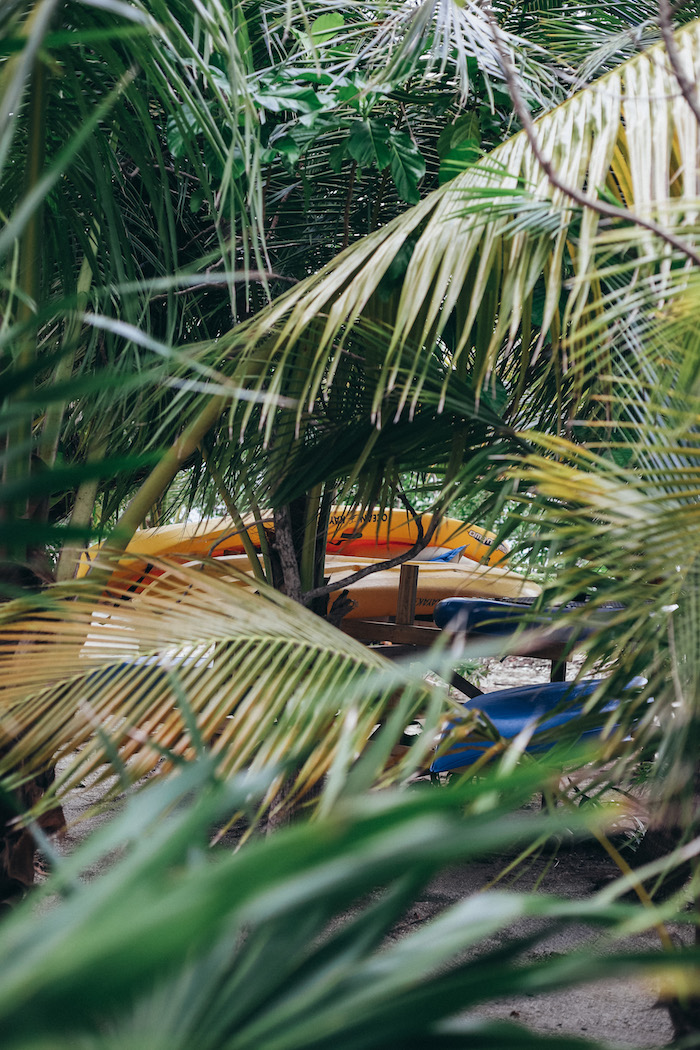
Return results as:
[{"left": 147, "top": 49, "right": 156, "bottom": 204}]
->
[
  {"left": 77, "top": 515, "right": 263, "bottom": 574},
  {"left": 140, "top": 554, "right": 539, "bottom": 622},
  {"left": 324, "top": 556, "right": 540, "bottom": 619},
  {"left": 324, "top": 508, "right": 509, "bottom": 565},
  {"left": 78, "top": 507, "right": 509, "bottom": 580}
]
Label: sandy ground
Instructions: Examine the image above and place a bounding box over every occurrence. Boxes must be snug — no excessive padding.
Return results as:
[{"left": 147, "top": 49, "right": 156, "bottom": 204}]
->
[
  {"left": 428, "top": 655, "right": 688, "bottom": 1048},
  {"left": 49, "top": 653, "right": 691, "bottom": 1049},
  {"left": 388, "top": 841, "right": 688, "bottom": 1048}
]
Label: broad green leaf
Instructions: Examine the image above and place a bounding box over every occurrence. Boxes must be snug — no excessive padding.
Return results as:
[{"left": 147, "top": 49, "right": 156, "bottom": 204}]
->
[
  {"left": 388, "top": 129, "right": 425, "bottom": 204},
  {"left": 274, "top": 133, "right": 302, "bottom": 169},
  {"left": 166, "top": 104, "right": 202, "bottom": 159},
  {"left": 441, "top": 112, "right": 481, "bottom": 155},
  {"left": 310, "top": 13, "right": 345, "bottom": 47},
  {"left": 336, "top": 79, "right": 367, "bottom": 111},
  {"left": 347, "top": 119, "right": 392, "bottom": 171},
  {"left": 252, "top": 81, "right": 324, "bottom": 117},
  {"left": 439, "top": 141, "right": 482, "bottom": 184},
  {"left": 328, "top": 141, "right": 348, "bottom": 173}
]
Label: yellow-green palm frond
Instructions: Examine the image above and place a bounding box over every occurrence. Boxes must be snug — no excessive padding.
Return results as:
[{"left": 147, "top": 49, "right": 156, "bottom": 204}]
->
[
  {"left": 0, "top": 557, "right": 444, "bottom": 818},
  {"left": 507, "top": 421, "right": 700, "bottom": 806},
  {"left": 216, "top": 19, "right": 700, "bottom": 438}
]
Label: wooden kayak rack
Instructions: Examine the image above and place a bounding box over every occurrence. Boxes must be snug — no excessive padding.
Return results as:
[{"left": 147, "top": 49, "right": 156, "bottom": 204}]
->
[{"left": 339, "top": 563, "right": 572, "bottom": 692}]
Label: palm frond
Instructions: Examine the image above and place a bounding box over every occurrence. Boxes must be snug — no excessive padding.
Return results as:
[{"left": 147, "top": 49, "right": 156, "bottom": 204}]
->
[
  {"left": 211, "top": 19, "right": 700, "bottom": 444},
  {"left": 505, "top": 420, "right": 700, "bottom": 806},
  {"left": 351, "top": 0, "right": 560, "bottom": 108},
  {"left": 0, "top": 556, "right": 444, "bottom": 816},
  {"left": 534, "top": 1, "right": 700, "bottom": 83},
  {"left": 3, "top": 761, "right": 694, "bottom": 1050}
]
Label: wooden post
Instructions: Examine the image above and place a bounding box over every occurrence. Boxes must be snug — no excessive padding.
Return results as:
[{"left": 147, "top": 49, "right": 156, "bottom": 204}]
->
[
  {"left": 396, "top": 564, "right": 419, "bottom": 625},
  {"left": 550, "top": 658, "right": 567, "bottom": 682}
]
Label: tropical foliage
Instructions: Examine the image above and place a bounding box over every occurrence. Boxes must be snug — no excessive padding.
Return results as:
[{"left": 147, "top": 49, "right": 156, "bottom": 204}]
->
[
  {"left": 0, "top": 555, "right": 448, "bottom": 817},
  {"left": 2, "top": 1, "right": 700, "bottom": 1042},
  {"left": 0, "top": 0, "right": 698, "bottom": 793},
  {"left": 0, "top": 0, "right": 553, "bottom": 586},
  {"left": 2, "top": 760, "right": 698, "bottom": 1050}
]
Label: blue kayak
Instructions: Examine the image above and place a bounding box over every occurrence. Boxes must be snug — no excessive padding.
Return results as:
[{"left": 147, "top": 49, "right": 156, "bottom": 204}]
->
[
  {"left": 433, "top": 597, "right": 621, "bottom": 644},
  {"left": 431, "top": 678, "right": 639, "bottom": 773}
]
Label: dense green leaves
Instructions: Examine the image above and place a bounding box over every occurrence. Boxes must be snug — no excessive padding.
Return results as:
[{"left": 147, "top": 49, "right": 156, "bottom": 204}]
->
[
  {"left": 219, "top": 18, "right": 700, "bottom": 457},
  {"left": 0, "top": 763, "right": 694, "bottom": 1050},
  {"left": 3, "top": 6, "right": 700, "bottom": 1045}
]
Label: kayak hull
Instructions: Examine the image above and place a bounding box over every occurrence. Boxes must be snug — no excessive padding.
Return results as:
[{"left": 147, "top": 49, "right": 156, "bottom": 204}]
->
[
  {"left": 78, "top": 508, "right": 510, "bottom": 578},
  {"left": 160, "top": 554, "right": 540, "bottom": 620},
  {"left": 324, "top": 557, "right": 540, "bottom": 619}
]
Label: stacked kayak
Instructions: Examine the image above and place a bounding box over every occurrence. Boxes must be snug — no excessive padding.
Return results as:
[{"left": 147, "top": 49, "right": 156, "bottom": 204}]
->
[
  {"left": 78, "top": 507, "right": 510, "bottom": 576},
  {"left": 78, "top": 509, "right": 538, "bottom": 618},
  {"left": 133, "top": 553, "right": 540, "bottom": 620},
  {"left": 324, "top": 557, "right": 540, "bottom": 619},
  {"left": 430, "top": 679, "right": 635, "bottom": 773},
  {"left": 324, "top": 508, "right": 510, "bottom": 565}
]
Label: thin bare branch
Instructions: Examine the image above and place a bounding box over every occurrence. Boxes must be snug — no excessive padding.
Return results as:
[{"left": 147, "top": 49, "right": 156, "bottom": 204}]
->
[
  {"left": 484, "top": 6, "right": 700, "bottom": 268},
  {"left": 302, "top": 506, "right": 441, "bottom": 603},
  {"left": 658, "top": 0, "right": 700, "bottom": 128}
]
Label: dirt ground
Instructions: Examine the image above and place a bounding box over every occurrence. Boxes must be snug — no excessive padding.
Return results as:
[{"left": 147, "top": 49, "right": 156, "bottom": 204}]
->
[
  {"left": 388, "top": 839, "right": 688, "bottom": 1049},
  {"left": 415, "top": 654, "right": 691, "bottom": 1048},
  {"left": 50, "top": 653, "right": 692, "bottom": 1050}
]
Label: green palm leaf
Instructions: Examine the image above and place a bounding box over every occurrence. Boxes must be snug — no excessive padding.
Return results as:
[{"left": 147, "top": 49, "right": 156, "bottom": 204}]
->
[
  {"left": 212, "top": 19, "right": 700, "bottom": 442},
  {"left": 0, "top": 557, "right": 445, "bottom": 816},
  {"left": 504, "top": 406, "right": 700, "bottom": 806},
  {"left": 0, "top": 762, "right": 695, "bottom": 1050}
]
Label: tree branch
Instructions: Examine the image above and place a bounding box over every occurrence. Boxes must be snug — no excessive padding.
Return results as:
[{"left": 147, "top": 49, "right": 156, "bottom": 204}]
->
[
  {"left": 483, "top": 7, "right": 700, "bottom": 268},
  {"left": 302, "top": 498, "right": 442, "bottom": 604},
  {"left": 658, "top": 0, "right": 700, "bottom": 129}
]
